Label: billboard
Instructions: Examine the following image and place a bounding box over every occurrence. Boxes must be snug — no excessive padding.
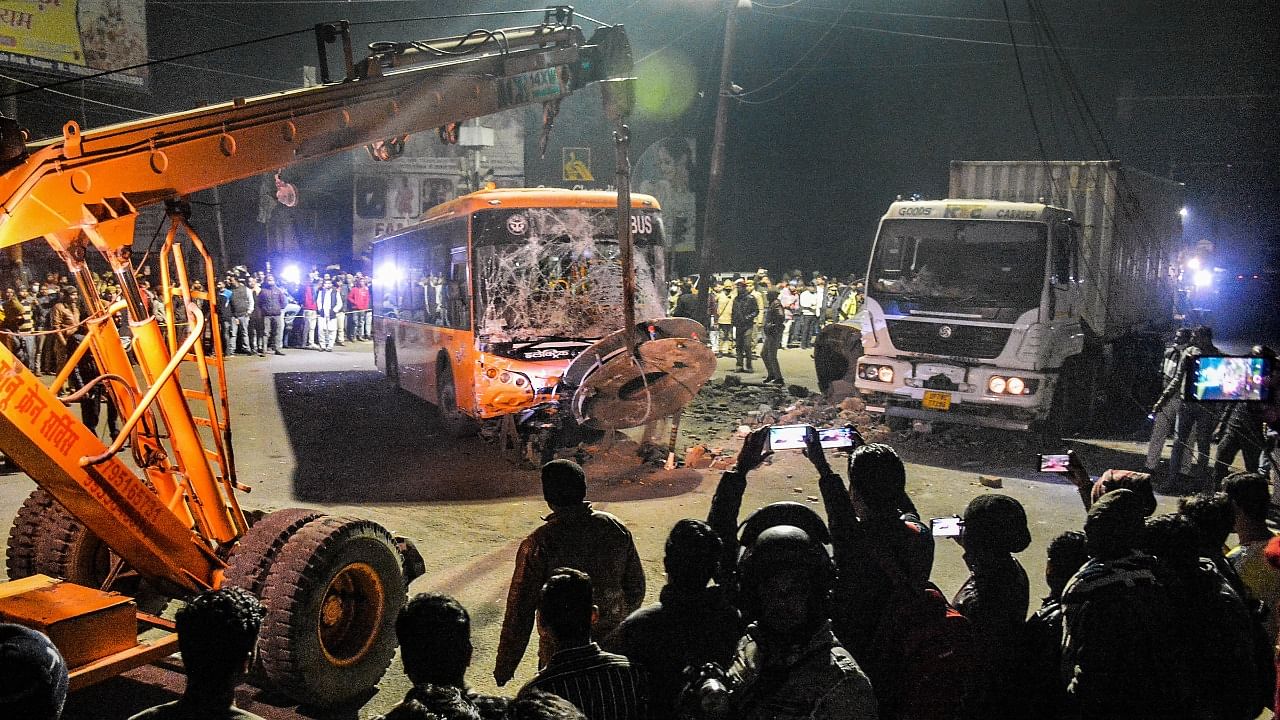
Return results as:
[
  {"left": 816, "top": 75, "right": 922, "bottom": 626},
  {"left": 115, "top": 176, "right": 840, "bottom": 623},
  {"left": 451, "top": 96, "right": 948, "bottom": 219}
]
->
[
  {"left": 0, "top": 0, "right": 148, "bottom": 88},
  {"left": 351, "top": 110, "right": 525, "bottom": 261}
]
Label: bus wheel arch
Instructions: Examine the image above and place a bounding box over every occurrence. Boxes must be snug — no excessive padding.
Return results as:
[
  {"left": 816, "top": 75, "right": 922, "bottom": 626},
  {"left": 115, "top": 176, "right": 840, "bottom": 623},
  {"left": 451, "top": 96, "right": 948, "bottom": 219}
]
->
[{"left": 434, "top": 354, "right": 475, "bottom": 436}]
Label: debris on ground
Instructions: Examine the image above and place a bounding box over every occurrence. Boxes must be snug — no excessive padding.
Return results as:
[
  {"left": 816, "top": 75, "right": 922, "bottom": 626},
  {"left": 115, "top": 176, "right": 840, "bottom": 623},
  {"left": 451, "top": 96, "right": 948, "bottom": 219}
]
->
[{"left": 978, "top": 474, "right": 1004, "bottom": 489}]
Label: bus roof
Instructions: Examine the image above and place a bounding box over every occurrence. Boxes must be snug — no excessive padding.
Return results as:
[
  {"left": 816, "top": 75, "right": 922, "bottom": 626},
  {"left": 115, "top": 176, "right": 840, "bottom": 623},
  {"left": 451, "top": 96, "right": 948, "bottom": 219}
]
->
[
  {"left": 423, "top": 187, "right": 661, "bottom": 222},
  {"left": 883, "top": 199, "right": 1067, "bottom": 222}
]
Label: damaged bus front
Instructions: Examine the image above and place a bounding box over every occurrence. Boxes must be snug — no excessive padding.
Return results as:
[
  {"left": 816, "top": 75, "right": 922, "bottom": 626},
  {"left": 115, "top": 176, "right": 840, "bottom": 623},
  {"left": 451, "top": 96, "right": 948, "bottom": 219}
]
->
[{"left": 372, "top": 188, "right": 668, "bottom": 431}]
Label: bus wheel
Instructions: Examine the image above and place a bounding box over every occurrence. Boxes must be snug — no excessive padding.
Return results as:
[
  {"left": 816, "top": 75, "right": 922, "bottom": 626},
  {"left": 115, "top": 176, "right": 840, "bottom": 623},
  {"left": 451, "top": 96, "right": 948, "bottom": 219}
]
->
[
  {"left": 436, "top": 362, "right": 477, "bottom": 437},
  {"left": 384, "top": 341, "right": 399, "bottom": 384},
  {"left": 258, "top": 516, "right": 405, "bottom": 709}
]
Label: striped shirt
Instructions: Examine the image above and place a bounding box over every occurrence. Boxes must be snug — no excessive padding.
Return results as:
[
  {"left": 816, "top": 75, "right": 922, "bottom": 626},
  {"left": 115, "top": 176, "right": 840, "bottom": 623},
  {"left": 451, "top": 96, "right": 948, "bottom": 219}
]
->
[{"left": 521, "top": 642, "right": 648, "bottom": 720}]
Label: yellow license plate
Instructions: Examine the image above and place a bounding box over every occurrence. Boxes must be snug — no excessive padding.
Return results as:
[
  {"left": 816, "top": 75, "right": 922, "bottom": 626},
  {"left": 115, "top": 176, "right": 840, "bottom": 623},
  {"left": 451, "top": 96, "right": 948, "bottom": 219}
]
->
[{"left": 922, "top": 391, "right": 952, "bottom": 411}]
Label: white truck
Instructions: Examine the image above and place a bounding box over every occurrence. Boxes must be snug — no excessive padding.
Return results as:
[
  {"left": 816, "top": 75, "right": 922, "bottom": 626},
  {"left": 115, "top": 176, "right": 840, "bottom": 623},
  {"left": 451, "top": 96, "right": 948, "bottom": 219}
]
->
[{"left": 854, "top": 160, "right": 1184, "bottom": 432}]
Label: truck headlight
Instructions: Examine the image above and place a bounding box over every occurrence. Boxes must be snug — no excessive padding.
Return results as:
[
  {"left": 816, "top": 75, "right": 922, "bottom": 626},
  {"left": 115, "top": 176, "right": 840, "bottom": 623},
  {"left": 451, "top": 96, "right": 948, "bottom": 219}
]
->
[
  {"left": 987, "top": 375, "right": 1038, "bottom": 395},
  {"left": 1006, "top": 377, "right": 1025, "bottom": 395},
  {"left": 877, "top": 366, "right": 894, "bottom": 383},
  {"left": 988, "top": 376, "right": 1007, "bottom": 394},
  {"left": 858, "top": 363, "right": 894, "bottom": 383}
]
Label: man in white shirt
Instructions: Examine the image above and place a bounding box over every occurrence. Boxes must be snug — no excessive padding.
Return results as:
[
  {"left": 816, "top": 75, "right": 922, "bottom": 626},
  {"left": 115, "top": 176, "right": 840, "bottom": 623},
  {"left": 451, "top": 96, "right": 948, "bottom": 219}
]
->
[
  {"left": 797, "top": 284, "right": 820, "bottom": 349},
  {"left": 315, "top": 278, "right": 343, "bottom": 352}
]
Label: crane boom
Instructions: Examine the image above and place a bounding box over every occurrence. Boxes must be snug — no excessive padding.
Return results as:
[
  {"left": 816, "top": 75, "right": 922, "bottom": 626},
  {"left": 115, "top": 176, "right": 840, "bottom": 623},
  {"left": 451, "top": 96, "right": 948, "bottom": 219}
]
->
[
  {"left": 0, "top": 12, "right": 633, "bottom": 594},
  {"left": 0, "top": 18, "right": 633, "bottom": 250}
]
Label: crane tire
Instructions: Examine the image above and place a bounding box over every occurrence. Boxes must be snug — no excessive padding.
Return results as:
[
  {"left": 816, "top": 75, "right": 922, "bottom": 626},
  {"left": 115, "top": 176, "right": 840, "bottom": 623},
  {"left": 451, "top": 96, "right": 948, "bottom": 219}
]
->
[
  {"left": 5, "top": 488, "right": 55, "bottom": 579},
  {"left": 222, "top": 508, "right": 324, "bottom": 598},
  {"left": 257, "top": 516, "right": 405, "bottom": 708},
  {"left": 32, "top": 494, "right": 112, "bottom": 587}
]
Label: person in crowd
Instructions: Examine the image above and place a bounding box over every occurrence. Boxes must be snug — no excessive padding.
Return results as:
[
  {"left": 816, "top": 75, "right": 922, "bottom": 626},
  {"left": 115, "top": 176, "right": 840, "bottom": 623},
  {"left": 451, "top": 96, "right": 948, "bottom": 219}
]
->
[
  {"left": 760, "top": 289, "right": 786, "bottom": 385},
  {"left": 683, "top": 524, "right": 878, "bottom": 720},
  {"left": 1154, "top": 325, "right": 1221, "bottom": 487},
  {"left": 778, "top": 279, "right": 799, "bottom": 347},
  {"left": 495, "top": 460, "right": 645, "bottom": 686},
  {"left": 246, "top": 277, "right": 265, "bottom": 356},
  {"left": 36, "top": 284, "right": 58, "bottom": 373},
  {"left": 730, "top": 279, "right": 757, "bottom": 374},
  {"left": 301, "top": 276, "right": 321, "bottom": 349},
  {"left": 0, "top": 286, "right": 22, "bottom": 354},
  {"left": 520, "top": 568, "right": 648, "bottom": 720},
  {"left": 381, "top": 593, "right": 506, "bottom": 720},
  {"left": 1147, "top": 327, "right": 1192, "bottom": 473},
  {"left": 225, "top": 277, "right": 254, "bottom": 356},
  {"left": 1224, "top": 472, "right": 1280, "bottom": 634},
  {"left": 715, "top": 281, "right": 735, "bottom": 358},
  {"left": 672, "top": 280, "right": 701, "bottom": 322},
  {"left": 129, "top": 587, "right": 266, "bottom": 720},
  {"left": 749, "top": 279, "right": 766, "bottom": 354},
  {"left": 1214, "top": 345, "right": 1275, "bottom": 486},
  {"left": 348, "top": 276, "right": 372, "bottom": 341},
  {"left": 334, "top": 273, "right": 350, "bottom": 346},
  {"left": 14, "top": 285, "right": 37, "bottom": 372},
  {"left": 315, "top": 277, "right": 343, "bottom": 352},
  {"left": 950, "top": 494, "right": 1031, "bottom": 719},
  {"left": 1179, "top": 491, "right": 1250, "bottom": 600},
  {"left": 1061, "top": 489, "right": 1185, "bottom": 719},
  {"left": 1063, "top": 452, "right": 1159, "bottom": 515},
  {"left": 1022, "top": 530, "right": 1089, "bottom": 720},
  {"left": 69, "top": 328, "right": 119, "bottom": 439},
  {"left": 506, "top": 691, "right": 587, "bottom": 720},
  {"left": 1143, "top": 512, "right": 1263, "bottom": 720},
  {"left": 49, "top": 287, "right": 81, "bottom": 371},
  {"left": 604, "top": 519, "right": 742, "bottom": 719},
  {"left": 257, "top": 274, "right": 288, "bottom": 356},
  {"left": 811, "top": 434, "right": 968, "bottom": 720},
  {"left": 0, "top": 623, "right": 69, "bottom": 720},
  {"left": 795, "top": 282, "right": 820, "bottom": 350}
]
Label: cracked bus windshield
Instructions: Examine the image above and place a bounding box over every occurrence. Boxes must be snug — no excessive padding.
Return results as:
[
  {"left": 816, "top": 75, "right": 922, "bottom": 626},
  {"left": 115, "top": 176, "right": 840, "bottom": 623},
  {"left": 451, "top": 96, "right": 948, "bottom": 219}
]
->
[
  {"left": 472, "top": 207, "right": 667, "bottom": 343},
  {"left": 869, "top": 219, "right": 1047, "bottom": 308}
]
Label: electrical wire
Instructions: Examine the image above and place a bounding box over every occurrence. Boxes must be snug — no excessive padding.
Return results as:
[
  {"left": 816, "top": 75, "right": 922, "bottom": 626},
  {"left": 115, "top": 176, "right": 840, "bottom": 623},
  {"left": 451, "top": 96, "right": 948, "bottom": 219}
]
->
[
  {"left": 0, "top": 72, "right": 155, "bottom": 116},
  {"left": 1001, "top": 0, "right": 1056, "bottom": 199},
  {"left": 734, "top": 0, "right": 858, "bottom": 104}
]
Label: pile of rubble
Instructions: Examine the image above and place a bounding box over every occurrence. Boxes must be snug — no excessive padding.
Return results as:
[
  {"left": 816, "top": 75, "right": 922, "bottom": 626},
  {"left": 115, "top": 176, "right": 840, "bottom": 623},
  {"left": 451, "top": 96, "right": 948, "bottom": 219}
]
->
[{"left": 674, "top": 374, "right": 894, "bottom": 468}]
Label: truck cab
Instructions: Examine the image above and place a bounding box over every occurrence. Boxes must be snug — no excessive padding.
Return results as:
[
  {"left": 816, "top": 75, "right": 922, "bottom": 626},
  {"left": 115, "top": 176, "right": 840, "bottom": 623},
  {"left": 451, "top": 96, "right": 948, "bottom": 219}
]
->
[{"left": 855, "top": 199, "right": 1083, "bottom": 430}]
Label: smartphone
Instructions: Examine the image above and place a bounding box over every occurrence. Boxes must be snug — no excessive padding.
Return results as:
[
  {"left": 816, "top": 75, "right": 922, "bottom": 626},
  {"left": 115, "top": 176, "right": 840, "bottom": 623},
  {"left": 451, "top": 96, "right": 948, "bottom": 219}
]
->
[
  {"left": 767, "top": 424, "right": 859, "bottom": 451},
  {"left": 930, "top": 516, "right": 963, "bottom": 538},
  {"left": 1184, "top": 355, "right": 1272, "bottom": 402},
  {"left": 1038, "top": 453, "right": 1071, "bottom": 473}
]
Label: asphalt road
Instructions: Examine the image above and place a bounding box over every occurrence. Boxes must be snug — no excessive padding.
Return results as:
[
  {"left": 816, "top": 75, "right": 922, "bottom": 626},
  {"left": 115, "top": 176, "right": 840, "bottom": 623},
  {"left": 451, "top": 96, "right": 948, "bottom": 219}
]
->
[{"left": 0, "top": 341, "right": 1194, "bottom": 719}]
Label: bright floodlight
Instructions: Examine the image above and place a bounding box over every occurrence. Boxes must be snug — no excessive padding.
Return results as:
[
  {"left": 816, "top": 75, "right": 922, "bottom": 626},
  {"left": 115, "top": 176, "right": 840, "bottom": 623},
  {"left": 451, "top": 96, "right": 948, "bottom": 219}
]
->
[
  {"left": 1193, "top": 269, "right": 1213, "bottom": 288},
  {"left": 280, "top": 264, "right": 301, "bottom": 285},
  {"left": 1186, "top": 257, "right": 1201, "bottom": 271},
  {"left": 375, "top": 262, "right": 404, "bottom": 286},
  {"left": 1179, "top": 207, "right": 1189, "bottom": 218}
]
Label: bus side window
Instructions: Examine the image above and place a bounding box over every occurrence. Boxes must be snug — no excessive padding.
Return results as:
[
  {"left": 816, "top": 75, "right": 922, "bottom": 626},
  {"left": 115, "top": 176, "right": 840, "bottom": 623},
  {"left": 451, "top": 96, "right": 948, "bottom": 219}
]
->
[
  {"left": 450, "top": 244, "right": 470, "bottom": 331},
  {"left": 402, "top": 230, "right": 428, "bottom": 323}
]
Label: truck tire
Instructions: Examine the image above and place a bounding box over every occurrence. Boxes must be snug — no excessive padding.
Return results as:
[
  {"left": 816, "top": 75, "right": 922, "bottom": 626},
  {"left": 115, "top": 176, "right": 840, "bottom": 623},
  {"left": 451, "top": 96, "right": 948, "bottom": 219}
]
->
[
  {"left": 1046, "top": 354, "right": 1097, "bottom": 437},
  {"left": 222, "top": 508, "right": 324, "bottom": 597},
  {"left": 257, "top": 516, "right": 405, "bottom": 708},
  {"left": 33, "top": 495, "right": 113, "bottom": 587},
  {"left": 5, "top": 488, "right": 54, "bottom": 579}
]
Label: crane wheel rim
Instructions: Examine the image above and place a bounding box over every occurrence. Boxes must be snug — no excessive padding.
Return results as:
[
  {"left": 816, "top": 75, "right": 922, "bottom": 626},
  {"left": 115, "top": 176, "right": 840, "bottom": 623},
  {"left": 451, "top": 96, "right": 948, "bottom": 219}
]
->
[{"left": 317, "top": 561, "right": 385, "bottom": 667}]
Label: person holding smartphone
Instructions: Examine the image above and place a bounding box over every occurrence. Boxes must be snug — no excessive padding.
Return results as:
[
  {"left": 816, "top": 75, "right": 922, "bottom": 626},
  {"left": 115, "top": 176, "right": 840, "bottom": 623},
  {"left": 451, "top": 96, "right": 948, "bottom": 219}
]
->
[{"left": 1153, "top": 325, "right": 1221, "bottom": 488}]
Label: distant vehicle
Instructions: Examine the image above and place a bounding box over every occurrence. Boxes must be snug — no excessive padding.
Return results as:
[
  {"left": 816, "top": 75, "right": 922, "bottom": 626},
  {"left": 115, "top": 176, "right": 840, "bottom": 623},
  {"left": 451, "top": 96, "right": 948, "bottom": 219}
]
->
[{"left": 850, "top": 160, "right": 1183, "bottom": 433}]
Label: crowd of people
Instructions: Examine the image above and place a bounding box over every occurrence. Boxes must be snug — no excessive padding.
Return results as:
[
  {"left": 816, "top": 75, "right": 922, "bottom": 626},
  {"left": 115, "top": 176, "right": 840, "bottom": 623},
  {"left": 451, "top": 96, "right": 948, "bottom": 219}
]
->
[
  {"left": 10, "top": 427, "right": 1279, "bottom": 720},
  {"left": 0, "top": 262, "right": 375, "bottom": 439},
  {"left": 668, "top": 268, "right": 864, "bottom": 386},
  {"left": 1146, "top": 324, "right": 1278, "bottom": 492}
]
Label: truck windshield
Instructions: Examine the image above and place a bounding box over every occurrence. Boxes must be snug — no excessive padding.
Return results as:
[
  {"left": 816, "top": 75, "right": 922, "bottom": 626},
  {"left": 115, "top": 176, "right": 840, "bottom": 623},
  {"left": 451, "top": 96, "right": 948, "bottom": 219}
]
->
[
  {"left": 471, "top": 207, "right": 667, "bottom": 343},
  {"left": 868, "top": 219, "right": 1047, "bottom": 308}
]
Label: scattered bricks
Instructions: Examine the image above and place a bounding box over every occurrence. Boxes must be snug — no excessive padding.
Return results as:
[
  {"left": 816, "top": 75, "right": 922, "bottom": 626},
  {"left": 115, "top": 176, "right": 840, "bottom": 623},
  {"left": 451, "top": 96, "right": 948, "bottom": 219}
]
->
[
  {"left": 710, "top": 454, "right": 736, "bottom": 470},
  {"left": 683, "top": 444, "right": 713, "bottom": 469},
  {"left": 838, "top": 396, "right": 866, "bottom": 413}
]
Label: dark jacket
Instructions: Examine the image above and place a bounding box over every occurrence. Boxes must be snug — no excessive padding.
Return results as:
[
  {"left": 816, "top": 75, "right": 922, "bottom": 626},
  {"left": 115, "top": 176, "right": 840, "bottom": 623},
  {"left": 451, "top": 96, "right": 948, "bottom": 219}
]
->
[
  {"left": 604, "top": 584, "right": 743, "bottom": 720},
  {"left": 672, "top": 291, "right": 702, "bottom": 322},
  {"left": 228, "top": 285, "right": 253, "bottom": 317},
  {"left": 1061, "top": 551, "right": 1186, "bottom": 719},
  {"left": 257, "top": 285, "right": 288, "bottom": 316},
  {"left": 1022, "top": 597, "right": 1069, "bottom": 720},
  {"left": 724, "top": 622, "right": 878, "bottom": 720},
  {"left": 495, "top": 503, "right": 646, "bottom": 684},
  {"left": 953, "top": 551, "right": 1029, "bottom": 719},
  {"left": 731, "top": 291, "right": 758, "bottom": 328},
  {"left": 764, "top": 301, "right": 786, "bottom": 337}
]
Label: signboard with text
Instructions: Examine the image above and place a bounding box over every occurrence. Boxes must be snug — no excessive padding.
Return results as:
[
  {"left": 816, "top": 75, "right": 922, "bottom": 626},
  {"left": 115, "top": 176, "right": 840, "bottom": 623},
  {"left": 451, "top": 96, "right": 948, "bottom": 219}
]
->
[{"left": 0, "top": 0, "right": 148, "bottom": 88}]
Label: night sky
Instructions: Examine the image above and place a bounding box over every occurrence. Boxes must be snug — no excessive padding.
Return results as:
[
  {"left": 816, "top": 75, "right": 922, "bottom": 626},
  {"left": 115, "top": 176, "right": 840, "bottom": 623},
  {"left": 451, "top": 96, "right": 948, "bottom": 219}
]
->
[{"left": 6, "top": 0, "right": 1277, "bottom": 277}]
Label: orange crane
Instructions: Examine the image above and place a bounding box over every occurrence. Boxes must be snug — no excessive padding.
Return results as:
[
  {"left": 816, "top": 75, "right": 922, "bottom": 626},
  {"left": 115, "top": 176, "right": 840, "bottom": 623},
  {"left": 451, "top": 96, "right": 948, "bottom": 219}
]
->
[{"left": 0, "top": 8, "right": 633, "bottom": 707}]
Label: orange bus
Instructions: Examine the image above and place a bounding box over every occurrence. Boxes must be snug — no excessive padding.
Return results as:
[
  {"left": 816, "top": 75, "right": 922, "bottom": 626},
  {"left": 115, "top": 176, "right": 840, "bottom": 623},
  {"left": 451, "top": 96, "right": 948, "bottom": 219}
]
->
[{"left": 371, "top": 188, "right": 668, "bottom": 429}]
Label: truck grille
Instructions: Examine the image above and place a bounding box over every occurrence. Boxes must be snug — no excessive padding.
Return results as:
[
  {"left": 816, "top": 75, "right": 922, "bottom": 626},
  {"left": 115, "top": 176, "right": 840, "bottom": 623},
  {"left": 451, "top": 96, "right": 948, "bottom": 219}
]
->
[{"left": 886, "top": 320, "right": 1012, "bottom": 359}]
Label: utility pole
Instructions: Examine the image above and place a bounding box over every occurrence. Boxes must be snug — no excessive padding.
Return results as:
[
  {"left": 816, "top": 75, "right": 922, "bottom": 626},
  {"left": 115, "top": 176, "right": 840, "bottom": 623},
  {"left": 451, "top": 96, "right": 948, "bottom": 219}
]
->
[{"left": 697, "top": 0, "right": 750, "bottom": 299}]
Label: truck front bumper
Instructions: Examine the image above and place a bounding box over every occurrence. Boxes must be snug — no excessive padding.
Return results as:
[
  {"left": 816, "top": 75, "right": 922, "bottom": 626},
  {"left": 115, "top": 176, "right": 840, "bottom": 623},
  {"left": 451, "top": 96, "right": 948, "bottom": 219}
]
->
[{"left": 862, "top": 399, "right": 1037, "bottom": 431}]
